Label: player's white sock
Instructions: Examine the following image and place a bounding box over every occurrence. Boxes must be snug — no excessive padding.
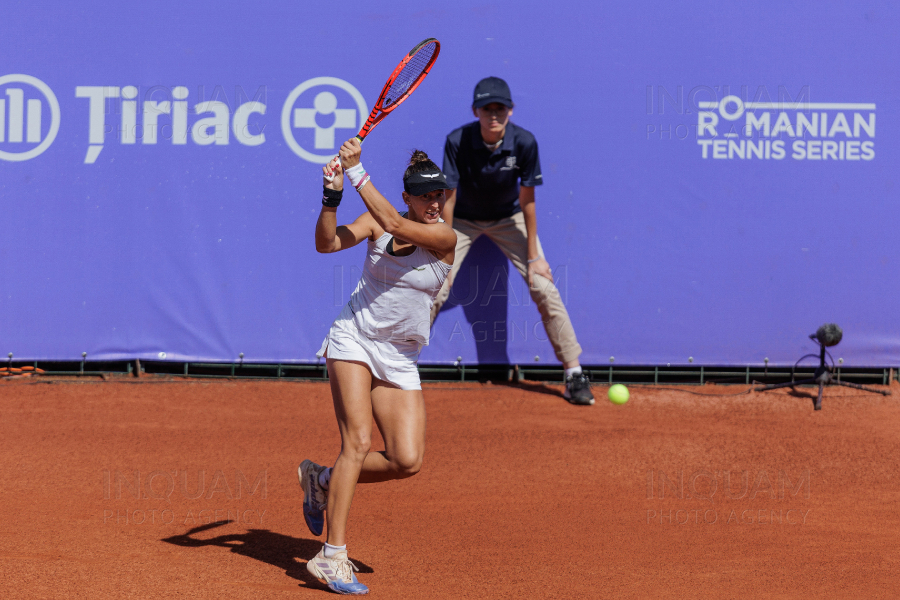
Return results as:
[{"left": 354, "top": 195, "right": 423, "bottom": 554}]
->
[
  {"left": 565, "top": 366, "right": 583, "bottom": 379},
  {"left": 324, "top": 543, "right": 346, "bottom": 559},
  {"left": 318, "top": 467, "right": 332, "bottom": 490}
]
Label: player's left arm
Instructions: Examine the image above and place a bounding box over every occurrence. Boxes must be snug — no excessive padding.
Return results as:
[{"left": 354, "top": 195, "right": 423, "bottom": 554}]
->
[{"left": 520, "top": 187, "right": 553, "bottom": 286}]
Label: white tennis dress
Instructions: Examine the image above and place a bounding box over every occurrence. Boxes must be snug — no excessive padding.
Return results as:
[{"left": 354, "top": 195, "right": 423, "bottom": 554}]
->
[{"left": 318, "top": 231, "right": 452, "bottom": 390}]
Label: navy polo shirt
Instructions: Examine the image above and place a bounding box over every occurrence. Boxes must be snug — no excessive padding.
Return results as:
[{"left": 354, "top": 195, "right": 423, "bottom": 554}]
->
[{"left": 442, "top": 121, "right": 543, "bottom": 221}]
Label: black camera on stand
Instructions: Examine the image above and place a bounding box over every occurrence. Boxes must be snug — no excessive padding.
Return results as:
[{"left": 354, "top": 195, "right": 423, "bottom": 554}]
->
[{"left": 755, "top": 324, "right": 891, "bottom": 410}]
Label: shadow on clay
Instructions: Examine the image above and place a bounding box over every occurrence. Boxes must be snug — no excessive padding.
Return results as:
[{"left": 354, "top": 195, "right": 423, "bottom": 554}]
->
[
  {"left": 495, "top": 379, "right": 567, "bottom": 399},
  {"left": 161, "top": 521, "right": 374, "bottom": 590}
]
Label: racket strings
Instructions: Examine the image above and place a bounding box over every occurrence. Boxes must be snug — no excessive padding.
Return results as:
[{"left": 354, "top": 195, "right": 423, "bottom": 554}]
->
[{"left": 384, "top": 42, "right": 437, "bottom": 108}]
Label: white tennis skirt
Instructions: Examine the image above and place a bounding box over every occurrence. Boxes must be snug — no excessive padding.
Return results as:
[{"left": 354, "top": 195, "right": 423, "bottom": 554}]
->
[{"left": 317, "top": 305, "right": 423, "bottom": 390}]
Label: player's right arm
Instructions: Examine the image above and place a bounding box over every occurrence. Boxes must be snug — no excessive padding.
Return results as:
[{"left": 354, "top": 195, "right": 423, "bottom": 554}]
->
[{"left": 315, "top": 157, "right": 381, "bottom": 253}]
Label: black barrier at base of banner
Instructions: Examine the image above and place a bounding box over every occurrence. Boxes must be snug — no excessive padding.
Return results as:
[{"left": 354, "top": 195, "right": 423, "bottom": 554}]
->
[{"left": 1, "top": 361, "right": 896, "bottom": 388}]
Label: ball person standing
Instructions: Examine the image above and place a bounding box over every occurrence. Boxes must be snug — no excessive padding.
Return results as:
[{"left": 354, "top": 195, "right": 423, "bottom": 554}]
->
[
  {"left": 432, "top": 76, "right": 594, "bottom": 405},
  {"left": 299, "top": 138, "right": 455, "bottom": 595}
]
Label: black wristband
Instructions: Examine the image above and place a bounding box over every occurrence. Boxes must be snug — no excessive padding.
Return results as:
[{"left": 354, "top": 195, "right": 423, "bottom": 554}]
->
[{"left": 322, "top": 187, "right": 342, "bottom": 208}]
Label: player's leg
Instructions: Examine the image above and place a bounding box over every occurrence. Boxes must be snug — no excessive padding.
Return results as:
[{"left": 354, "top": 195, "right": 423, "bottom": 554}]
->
[
  {"left": 325, "top": 358, "right": 375, "bottom": 548},
  {"left": 305, "top": 358, "right": 372, "bottom": 595},
  {"left": 430, "top": 218, "right": 479, "bottom": 323},
  {"left": 356, "top": 381, "right": 426, "bottom": 483}
]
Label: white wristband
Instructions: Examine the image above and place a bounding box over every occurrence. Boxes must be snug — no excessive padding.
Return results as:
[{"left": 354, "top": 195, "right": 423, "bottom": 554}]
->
[{"left": 345, "top": 163, "right": 367, "bottom": 188}]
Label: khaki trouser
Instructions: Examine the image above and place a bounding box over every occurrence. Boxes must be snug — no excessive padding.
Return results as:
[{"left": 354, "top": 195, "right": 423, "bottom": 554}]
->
[{"left": 431, "top": 212, "right": 583, "bottom": 364}]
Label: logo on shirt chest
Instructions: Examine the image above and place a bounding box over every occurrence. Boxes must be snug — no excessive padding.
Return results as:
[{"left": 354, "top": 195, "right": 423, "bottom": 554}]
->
[{"left": 499, "top": 155, "right": 517, "bottom": 171}]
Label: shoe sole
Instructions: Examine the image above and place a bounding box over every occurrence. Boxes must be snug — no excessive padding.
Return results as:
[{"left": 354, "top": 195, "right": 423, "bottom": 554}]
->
[
  {"left": 299, "top": 461, "right": 325, "bottom": 536},
  {"left": 567, "top": 397, "right": 595, "bottom": 405},
  {"left": 307, "top": 560, "right": 369, "bottom": 595},
  {"left": 564, "top": 391, "right": 595, "bottom": 405}
]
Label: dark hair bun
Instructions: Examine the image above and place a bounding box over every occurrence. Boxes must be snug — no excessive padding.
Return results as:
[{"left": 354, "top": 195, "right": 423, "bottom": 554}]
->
[
  {"left": 403, "top": 149, "right": 441, "bottom": 180},
  {"left": 409, "top": 149, "right": 431, "bottom": 166}
]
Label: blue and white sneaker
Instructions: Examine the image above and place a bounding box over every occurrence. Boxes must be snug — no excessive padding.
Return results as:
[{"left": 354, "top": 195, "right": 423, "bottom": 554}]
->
[
  {"left": 299, "top": 460, "right": 327, "bottom": 536},
  {"left": 307, "top": 548, "right": 369, "bottom": 595}
]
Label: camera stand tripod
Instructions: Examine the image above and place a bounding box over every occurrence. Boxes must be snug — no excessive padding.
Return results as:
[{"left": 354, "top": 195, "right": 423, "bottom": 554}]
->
[{"left": 755, "top": 335, "right": 891, "bottom": 410}]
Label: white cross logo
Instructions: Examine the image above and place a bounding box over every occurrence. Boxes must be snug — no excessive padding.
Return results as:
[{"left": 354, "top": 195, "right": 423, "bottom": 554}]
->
[
  {"left": 281, "top": 77, "right": 368, "bottom": 164},
  {"left": 293, "top": 91, "right": 356, "bottom": 150}
]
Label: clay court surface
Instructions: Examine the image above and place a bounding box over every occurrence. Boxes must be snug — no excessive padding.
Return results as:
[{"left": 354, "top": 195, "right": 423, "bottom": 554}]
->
[{"left": 1, "top": 376, "right": 899, "bottom": 598}]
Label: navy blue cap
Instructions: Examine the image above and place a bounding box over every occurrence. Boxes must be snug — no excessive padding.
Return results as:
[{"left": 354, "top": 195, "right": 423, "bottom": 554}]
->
[
  {"left": 404, "top": 169, "right": 451, "bottom": 196},
  {"left": 472, "top": 77, "right": 513, "bottom": 109}
]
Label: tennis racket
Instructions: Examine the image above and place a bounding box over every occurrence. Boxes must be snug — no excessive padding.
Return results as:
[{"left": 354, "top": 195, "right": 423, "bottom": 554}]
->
[
  {"left": 356, "top": 37, "right": 441, "bottom": 141},
  {"left": 325, "top": 38, "right": 440, "bottom": 180}
]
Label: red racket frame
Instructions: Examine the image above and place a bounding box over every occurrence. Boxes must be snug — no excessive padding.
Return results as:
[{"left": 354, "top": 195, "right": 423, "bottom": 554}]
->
[{"left": 356, "top": 38, "right": 441, "bottom": 141}]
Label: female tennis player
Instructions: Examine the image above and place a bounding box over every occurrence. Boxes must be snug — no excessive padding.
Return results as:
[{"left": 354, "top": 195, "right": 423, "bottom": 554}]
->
[{"left": 299, "top": 137, "right": 455, "bottom": 595}]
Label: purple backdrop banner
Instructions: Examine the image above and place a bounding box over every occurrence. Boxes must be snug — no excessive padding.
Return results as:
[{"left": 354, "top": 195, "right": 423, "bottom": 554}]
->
[{"left": 1, "top": 1, "right": 897, "bottom": 366}]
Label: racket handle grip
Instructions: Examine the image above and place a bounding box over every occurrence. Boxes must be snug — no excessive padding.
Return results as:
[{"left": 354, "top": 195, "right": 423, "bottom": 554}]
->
[{"left": 324, "top": 136, "right": 363, "bottom": 180}]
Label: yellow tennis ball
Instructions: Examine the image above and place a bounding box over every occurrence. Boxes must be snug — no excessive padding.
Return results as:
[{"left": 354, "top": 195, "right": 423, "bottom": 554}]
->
[{"left": 608, "top": 384, "right": 629, "bottom": 405}]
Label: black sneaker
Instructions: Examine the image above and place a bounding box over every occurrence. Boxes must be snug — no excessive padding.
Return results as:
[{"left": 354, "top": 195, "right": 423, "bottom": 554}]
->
[{"left": 564, "top": 372, "right": 595, "bottom": 405}]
